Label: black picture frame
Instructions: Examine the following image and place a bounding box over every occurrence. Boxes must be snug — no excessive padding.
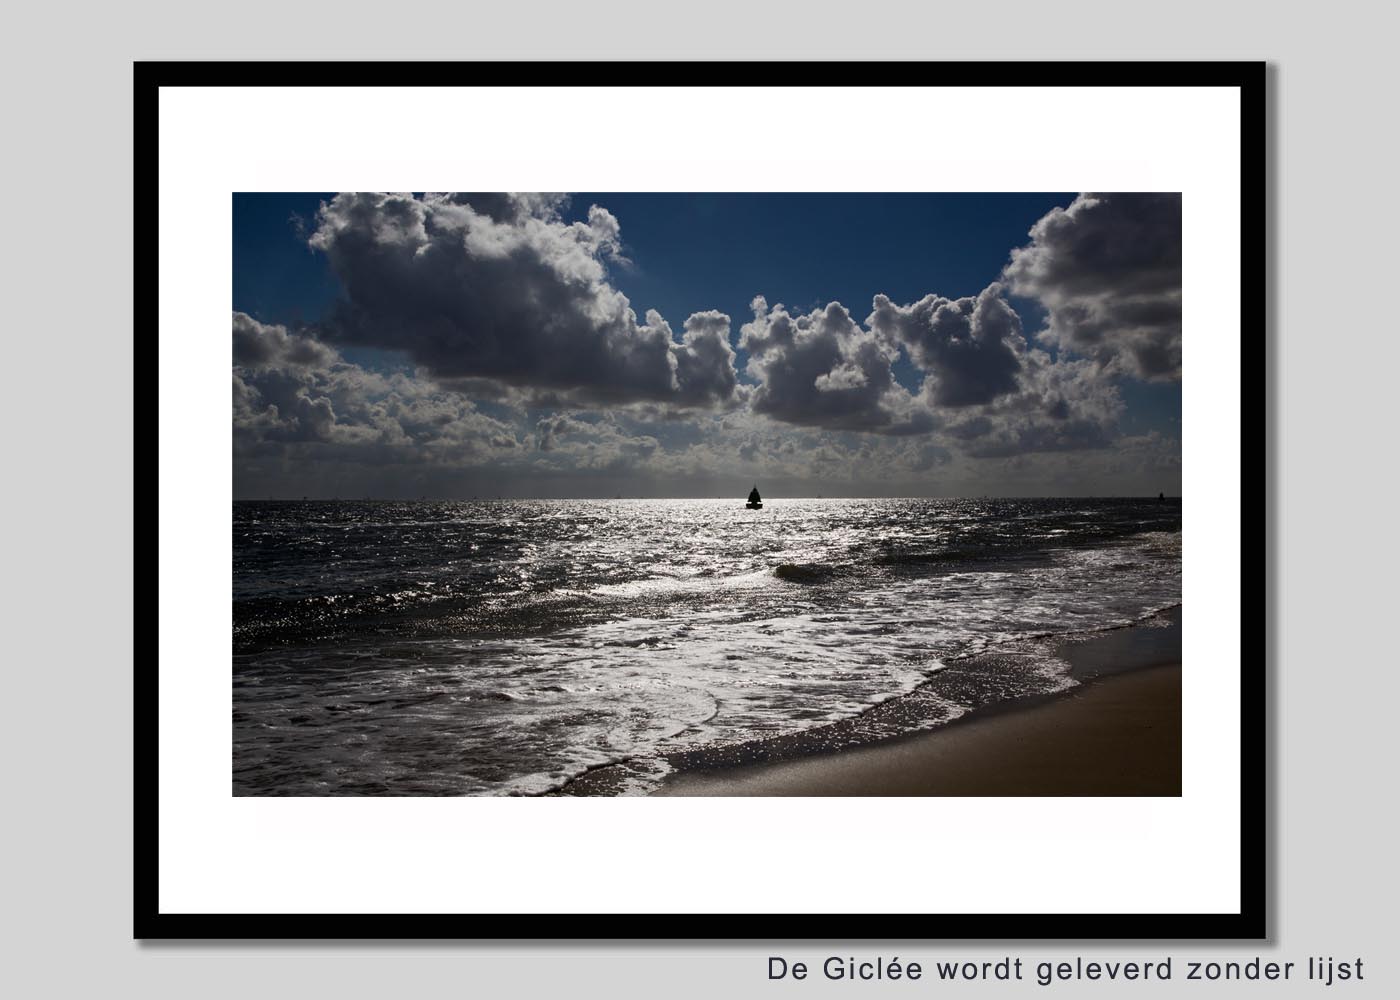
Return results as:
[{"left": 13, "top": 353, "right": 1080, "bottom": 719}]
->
[{"left": 136, "top": 60, "right": 1266, "bottom": 940}]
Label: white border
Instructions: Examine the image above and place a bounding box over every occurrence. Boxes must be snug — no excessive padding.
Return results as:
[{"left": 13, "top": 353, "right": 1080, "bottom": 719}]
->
[{"left": 157, "top": 84, "right": 1241, "bottom": 915}]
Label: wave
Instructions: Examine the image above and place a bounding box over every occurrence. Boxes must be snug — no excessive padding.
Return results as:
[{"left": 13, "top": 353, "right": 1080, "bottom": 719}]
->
[
  {"left": 587, "top": 569, "right": 773, "bottom": 599},
  {"left": 773, "top": 562, "right": 843, "bottom": 584},
  {"left": 549, "top": 603, "right": 1182, "bottom": 796}
]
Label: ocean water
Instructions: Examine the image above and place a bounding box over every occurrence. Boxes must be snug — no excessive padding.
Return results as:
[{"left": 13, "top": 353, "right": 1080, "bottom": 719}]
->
[{"left": 233, "top": 498, "right": 1181, "bottom": 795}]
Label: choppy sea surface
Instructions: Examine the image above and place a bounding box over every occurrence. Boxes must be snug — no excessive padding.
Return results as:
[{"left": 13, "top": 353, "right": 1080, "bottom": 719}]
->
[{"left": 233, "top": 498, "right": 1181, "bottom": 795}]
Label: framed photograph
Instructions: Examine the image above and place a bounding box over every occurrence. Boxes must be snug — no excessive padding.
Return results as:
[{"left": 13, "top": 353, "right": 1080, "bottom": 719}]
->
[{"left": 139, "top": 61, "right": 1264, "bottom": 937}]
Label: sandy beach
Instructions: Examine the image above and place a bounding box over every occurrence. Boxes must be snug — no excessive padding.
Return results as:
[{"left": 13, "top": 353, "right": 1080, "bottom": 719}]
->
[
  {"left": 656, "top": 610, "right": 1182, "bottom": 797},
  {"left": 658, "top": 662, "right": 1180, "bottom": 795}
]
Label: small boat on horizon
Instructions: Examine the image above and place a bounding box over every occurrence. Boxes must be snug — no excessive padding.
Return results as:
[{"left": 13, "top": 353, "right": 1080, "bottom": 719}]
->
[{"left": 746, "top": 485, "right": 763, "bottom": 510}]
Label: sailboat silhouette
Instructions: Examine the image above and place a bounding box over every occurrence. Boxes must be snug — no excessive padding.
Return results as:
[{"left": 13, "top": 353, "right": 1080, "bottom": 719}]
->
[{"left": 746, "top": 485, "right": 763, "bottom": 510}]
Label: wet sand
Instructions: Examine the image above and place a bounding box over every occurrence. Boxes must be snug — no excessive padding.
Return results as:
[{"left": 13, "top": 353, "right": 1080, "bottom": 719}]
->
[
  {"left": 657, "top": 662, "right": 1180, "bottom": 795},
  {"left": 655, "top": 608, "right": 1182, "bottom": 796}
]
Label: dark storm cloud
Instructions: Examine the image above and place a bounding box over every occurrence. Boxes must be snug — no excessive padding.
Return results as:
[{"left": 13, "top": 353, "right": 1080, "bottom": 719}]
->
[
  {"left": 1004, "top": 192, "right": 1182, "bottom": 380},
  {"left": 307, "top": 193, "right": 737, "bottom": 408},
  {"left": 739, "top": 297, "right": 933, "bottom": 435},
  {"left": 867, "top": 283, "right": 1025, "bottom": 406}
]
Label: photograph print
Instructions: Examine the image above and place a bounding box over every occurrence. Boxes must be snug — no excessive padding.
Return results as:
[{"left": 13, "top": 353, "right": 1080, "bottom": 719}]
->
[{"left": 232, "top": 191, "right": 1183, "bottom": 798}]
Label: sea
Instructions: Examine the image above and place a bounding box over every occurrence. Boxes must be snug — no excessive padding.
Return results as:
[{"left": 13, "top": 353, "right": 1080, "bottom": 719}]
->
[{"left": 233, "top": 497, "right": 1181, "bottom": 795}]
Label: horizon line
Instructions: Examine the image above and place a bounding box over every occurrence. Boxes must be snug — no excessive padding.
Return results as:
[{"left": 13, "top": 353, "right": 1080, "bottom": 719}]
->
[{"left": 233, "top": 494, "right": 1180, "bottom": 502}]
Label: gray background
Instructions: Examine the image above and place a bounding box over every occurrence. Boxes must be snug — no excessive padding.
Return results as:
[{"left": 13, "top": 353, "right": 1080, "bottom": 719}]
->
[{"left": 5, "top": 1, "right": 1391, "bottom": 994}]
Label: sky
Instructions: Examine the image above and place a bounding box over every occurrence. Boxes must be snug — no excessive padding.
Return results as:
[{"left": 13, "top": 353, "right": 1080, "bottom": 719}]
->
[{"left": 232, "top": 192, "right": 1181, "bottom": 498}]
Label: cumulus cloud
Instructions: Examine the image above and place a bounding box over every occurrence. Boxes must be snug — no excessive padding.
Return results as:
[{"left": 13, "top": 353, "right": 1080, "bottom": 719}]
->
[
  {"left": 868, "top": 283, "right": 1025, "bottom": 406},
  {"left": 940, "top": 352, "right": 1124, "bottom": 458},
  {"left": 233, "top": 310, "right": 336, "bottom": 370},
  {"left": 232, "top": 193, "right": 1185, "bottom": 495},
  {"left": 531, "top": 412, "right": 660, "bottom": 471},
  {"left": 535, "top": 413, "right": 586, "bottom": 451},
  {"left": 307, "top": 193, "right": 737, "bottom": 408},
  {"left": 739, "top": 297, "right": 933, "bottom": 435},
  {"left": 898, "top": 292, "right": 1126, "bottom": 459},
  {"left": 1004, "top": 192, "right": 1182, "bottom": 380},
  {"left": 232, "top": 312, "right": 520, "bottom": 464},
  {"left": 737, "top": 282, "right": 1120, "bottom": 458}
]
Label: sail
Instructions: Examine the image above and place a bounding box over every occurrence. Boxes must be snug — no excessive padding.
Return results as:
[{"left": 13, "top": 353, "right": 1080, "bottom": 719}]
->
[{"left": 748, "top": 486, "right": 761, "bottom": 503}]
